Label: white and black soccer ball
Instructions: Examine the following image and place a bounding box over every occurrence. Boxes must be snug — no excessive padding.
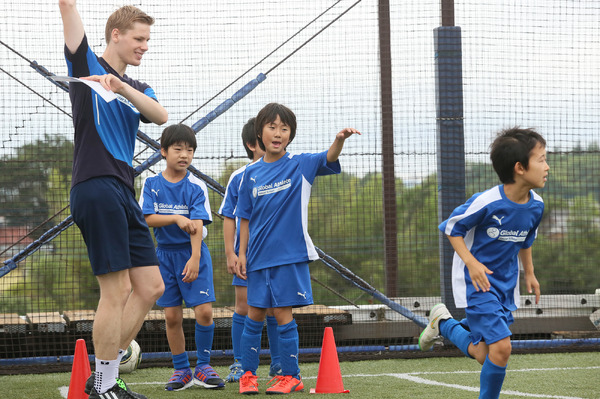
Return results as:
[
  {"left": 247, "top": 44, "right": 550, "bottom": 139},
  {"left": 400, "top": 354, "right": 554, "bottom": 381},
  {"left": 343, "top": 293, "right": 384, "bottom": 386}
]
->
[{"left": 119, "top": 339, "right": 142, "bottom": 374}]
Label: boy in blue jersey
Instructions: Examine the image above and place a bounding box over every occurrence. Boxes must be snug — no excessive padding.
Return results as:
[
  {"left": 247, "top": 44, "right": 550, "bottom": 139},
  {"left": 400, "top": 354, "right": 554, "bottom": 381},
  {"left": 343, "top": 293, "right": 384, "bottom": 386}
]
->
[
  {"left": 419, "top": 127, "right": 548, "bottom": 399},
  {"left": 59, "top": 1, "right": 168, "bottom": 398},
  {"left": 139, "top": 124, "right": 225, "bottom": 391},
  {"left": 234, "top": 103, "right": 360, "bottom": 394},
  {"left": 218, "top": 118, "right": 281, "bottom": 382}
]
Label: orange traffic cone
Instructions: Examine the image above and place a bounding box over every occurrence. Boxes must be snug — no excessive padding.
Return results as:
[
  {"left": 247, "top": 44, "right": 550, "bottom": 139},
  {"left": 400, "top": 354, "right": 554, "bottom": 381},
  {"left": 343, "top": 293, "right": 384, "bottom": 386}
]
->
[
  {"left": 310, "top": 327, "right": 349, "bottom": 394},
  {"left": 68, "top": 339, "right": 92, "bottom": 399}
]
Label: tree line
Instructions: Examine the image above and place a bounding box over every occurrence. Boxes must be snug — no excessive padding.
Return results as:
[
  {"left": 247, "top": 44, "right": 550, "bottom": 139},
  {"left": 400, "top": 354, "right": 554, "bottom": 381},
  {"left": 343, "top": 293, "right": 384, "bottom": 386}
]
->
[{"left": 0, "top": 138, "right": 598, "bottom": 314}]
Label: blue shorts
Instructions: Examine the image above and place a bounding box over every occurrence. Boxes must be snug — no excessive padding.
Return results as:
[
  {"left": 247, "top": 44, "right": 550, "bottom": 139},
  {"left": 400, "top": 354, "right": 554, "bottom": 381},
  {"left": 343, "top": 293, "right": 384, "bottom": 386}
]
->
[
  {"left": 232, "top": 275, "right": 248, "bottom": 287},
  {"left": 156, "top": 243, "right": 215, "bottom": 308},
  {"left": 247, "top": 263, "right": 313, "bottom": 309},
  {"left": 70, "top": 176, "right": 158, "bottom": 276},
  {"left": 462, "top": 300, "right": 514, "bottom": 345}
]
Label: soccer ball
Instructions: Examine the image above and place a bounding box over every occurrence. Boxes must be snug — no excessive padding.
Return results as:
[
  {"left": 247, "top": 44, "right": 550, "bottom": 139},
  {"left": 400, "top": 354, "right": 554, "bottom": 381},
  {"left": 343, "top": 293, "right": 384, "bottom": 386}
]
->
[{"left": 119, "top": 339, "right": 142, "bottom": 374}]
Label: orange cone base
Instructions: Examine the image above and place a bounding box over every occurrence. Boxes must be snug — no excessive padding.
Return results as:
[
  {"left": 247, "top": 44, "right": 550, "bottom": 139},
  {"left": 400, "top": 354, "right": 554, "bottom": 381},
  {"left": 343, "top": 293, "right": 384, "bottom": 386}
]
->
[
  {"left": 310, "top": 388, "right": 350, "bottom": 394},
  {"left": 309, "top": 327, "right": 349, "bottom": 394},
  {"left": 67, "top": 339, "right": 92, "bottom": 399}
]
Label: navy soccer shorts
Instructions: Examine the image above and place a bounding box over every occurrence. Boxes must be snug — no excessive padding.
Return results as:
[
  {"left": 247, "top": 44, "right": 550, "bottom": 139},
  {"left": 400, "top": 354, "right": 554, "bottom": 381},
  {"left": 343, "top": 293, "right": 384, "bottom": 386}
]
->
[{"left": 70, "top": 176, "right": 158, "bottom": 275}]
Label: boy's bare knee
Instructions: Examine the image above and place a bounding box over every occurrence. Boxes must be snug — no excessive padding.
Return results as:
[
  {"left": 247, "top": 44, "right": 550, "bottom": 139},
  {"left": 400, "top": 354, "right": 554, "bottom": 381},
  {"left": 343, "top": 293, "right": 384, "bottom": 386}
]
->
[
  {"left": 470, "top": 343, "right": 489, "bottom": 365},
  {"left": 235, "top": 301, "right": 249, "bottom": 316},
  {"left": 165, "top": 315, "right": 183, "bottom": 329},
  {"left": 193, "top": 303, "right": 213, "bottom": 326},
  {"left": 489, "top": 339, "right": 512, "bottom": 365}
]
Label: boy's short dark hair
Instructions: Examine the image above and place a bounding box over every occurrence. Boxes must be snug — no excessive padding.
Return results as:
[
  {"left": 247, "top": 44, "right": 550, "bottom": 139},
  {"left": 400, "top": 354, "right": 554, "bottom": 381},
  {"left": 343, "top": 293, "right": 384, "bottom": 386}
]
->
[
  {"left": 241, "top": 117, "right": 257, "bottom": 160},
  {"left": 160, "top": 124, "right": 197, "bottom": 151},
  {"left": 490, "top": 127, "right": 546, "bottom": 184},
  {"left": 255, "top": 103, "right": 297, "bottom": 151}
]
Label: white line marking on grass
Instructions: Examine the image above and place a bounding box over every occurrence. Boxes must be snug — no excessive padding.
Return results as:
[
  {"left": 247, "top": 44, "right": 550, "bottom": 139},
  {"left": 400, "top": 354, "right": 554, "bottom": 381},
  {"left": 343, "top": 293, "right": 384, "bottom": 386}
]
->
[
  {"left": 392, "top": 374, "right": 586, "bottom": 399},
  {"left": 406, "top": 366, "right": 600, "bottom": 375},
  {"left": 337, "top": 370, "right": 592, "bottom": 399}
]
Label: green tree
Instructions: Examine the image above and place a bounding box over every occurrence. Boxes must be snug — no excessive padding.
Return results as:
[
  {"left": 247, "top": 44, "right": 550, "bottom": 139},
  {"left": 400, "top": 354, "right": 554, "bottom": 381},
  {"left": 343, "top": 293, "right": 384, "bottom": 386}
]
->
[{"left": 0, "top": 135, "right": 73, "bottom": 235}]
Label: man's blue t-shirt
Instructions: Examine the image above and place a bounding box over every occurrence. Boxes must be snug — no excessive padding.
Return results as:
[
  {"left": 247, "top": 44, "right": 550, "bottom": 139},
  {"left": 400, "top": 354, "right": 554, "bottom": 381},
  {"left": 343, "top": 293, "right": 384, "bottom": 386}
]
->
[
  {"left": 439, "top": 185, "right": 544, "bottom": 311},
  {"left": 235, "top": 151, "right": 340, "bottom": 271},
  {"left": 65, "top": 34, "right": 159, "bottom": 194},
  {"left": 139, "top": 171, "right": 212, "bottom": 247}
]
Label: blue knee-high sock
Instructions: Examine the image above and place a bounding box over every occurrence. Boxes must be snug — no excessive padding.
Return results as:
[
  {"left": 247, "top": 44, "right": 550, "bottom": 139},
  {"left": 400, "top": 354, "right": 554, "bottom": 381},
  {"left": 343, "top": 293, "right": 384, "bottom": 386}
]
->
[
  {"left": 277, "top": 319, "right": 300, "bottom": 379},
  {"left": 195, "top": 322, "right": 214, "bottom": 366},
  {"left": 479, "top": 355, "right": 506, "bottom": 399},
  {"left": 266, "top": 315, "right": 281, "bottom": 365},
  {"left": 232, "top": 312, "right": 246, "bottom": 362},
  {"left": 172, "top": 352, "right": 190, "bottom": 370},
  {"left": 439, "top": 319, "right": 472, "bottom": 358},
  {"left": 241, "top": 318, "right": 264, "bottom": 375}
]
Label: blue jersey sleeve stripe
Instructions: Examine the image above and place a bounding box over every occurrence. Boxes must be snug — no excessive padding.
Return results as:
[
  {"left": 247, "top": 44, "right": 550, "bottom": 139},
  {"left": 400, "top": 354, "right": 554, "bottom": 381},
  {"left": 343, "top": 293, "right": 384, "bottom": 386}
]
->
[
  {"left": 218, "top": 165, "right": 245, "bottom": 216},
  {"left": 188, "top": 175, "right": 213, "bottom": 224},
  {"left": 443, "top": 187, "right": 502, "bottom": 236},
  {"left": 144, "top": 87, "right": 158, "bottom": 101}
]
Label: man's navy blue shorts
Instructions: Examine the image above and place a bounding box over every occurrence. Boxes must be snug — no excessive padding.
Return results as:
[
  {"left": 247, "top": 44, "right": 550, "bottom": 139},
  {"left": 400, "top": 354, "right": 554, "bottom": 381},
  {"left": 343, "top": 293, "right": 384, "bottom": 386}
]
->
[{"left": 70, "top": 176, "right": 158, "bottom": 276}]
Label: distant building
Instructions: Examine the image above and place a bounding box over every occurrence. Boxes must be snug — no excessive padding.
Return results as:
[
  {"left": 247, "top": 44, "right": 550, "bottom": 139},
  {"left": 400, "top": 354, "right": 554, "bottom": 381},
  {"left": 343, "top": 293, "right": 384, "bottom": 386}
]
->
[{"left": 0, "top": 226, "right": 35, "bottom": 260}]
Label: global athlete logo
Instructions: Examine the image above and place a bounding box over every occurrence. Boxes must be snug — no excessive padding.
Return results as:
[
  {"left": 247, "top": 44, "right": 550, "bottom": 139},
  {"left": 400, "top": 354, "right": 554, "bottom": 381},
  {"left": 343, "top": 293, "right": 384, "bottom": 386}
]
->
[
  {"left": 253, "top": 178, "right": 292, "bottom": 198},
  {"left": 486, "top": 214, "right": 529, "bottom": 242},
  {"left": 487, "top": 227, "right": 500, "bottom": 239}
]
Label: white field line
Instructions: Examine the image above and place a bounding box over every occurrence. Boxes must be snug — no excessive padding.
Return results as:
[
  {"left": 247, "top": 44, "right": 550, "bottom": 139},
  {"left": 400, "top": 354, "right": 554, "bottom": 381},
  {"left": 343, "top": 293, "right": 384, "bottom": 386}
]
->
[
  {"left": 58, "top": 366, "right": 599, "bottom": 399},
  {"left": 344, "top": 374, "right": 588, "bottom": 399}
]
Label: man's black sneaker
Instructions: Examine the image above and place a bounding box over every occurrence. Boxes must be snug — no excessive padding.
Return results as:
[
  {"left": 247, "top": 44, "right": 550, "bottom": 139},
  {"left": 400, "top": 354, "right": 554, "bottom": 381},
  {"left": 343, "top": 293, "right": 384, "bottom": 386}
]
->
[{"left": 87, "top": 378, "right": 146, "bottom": 399}]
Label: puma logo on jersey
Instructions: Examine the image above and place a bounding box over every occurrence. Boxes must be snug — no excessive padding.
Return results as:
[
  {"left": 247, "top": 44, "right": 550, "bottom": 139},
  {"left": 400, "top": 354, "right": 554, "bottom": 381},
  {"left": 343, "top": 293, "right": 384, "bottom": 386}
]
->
[
  {"left": 492, "top": 215, "right": 505, "bottom": 226},
  {"left": 297, "top": 291, "right": 307, "bottom": 299},
  {"left": 250, "top": 176, "right": 256, "bottom": 183},
  {"left": 151, "top": 189, "right": 160, "bottom": 196},
  {"left": 199, "top": 289, "right": 210, "bottom": 296},
  {"left": 250, "top": 347, "right": 258, "bottom": 352}
]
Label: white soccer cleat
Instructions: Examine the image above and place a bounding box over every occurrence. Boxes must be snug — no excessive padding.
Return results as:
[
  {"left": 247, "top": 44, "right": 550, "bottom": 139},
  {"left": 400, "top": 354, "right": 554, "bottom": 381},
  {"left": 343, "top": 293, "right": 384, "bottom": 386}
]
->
[{"left": 418, "top": 303, "right": 452, "bottom": 351}]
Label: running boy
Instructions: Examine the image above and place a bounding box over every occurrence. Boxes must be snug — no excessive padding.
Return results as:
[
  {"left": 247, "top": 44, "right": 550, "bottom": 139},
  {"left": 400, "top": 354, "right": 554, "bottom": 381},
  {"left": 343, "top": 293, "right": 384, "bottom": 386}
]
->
[
  {"left": 419, "top": 127, "right": 548, "bottom": 399},
  {"left": 59, "top": 1, "right": 167, "bottom": 398},
  {"left": 234, "top": 103, "right": 360, "bottom": 394},
  {"left": 139, "top": 124, "right": 225, "bottom": 391},
  {"left": 218, "top": 117, "right": 281, "bottom": 382}
]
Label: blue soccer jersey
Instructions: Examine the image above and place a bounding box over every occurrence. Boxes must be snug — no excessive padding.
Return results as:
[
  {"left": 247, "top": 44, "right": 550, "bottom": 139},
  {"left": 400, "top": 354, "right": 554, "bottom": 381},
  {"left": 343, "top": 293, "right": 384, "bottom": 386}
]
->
[
  {"left": 139, "top": 171, "right": 212, "bottom": 246},
  {"left": 218, "top": 163, "right": 248, "bottom": 256},
  {"left": 439, "top": 185, "right": 544, "bottom": 311},
  {"left": 235, "top": 151, "right": 340, "bottom": 272},
  {"left": 65, "top": 34, "right": 159, "bottom": 193}
]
